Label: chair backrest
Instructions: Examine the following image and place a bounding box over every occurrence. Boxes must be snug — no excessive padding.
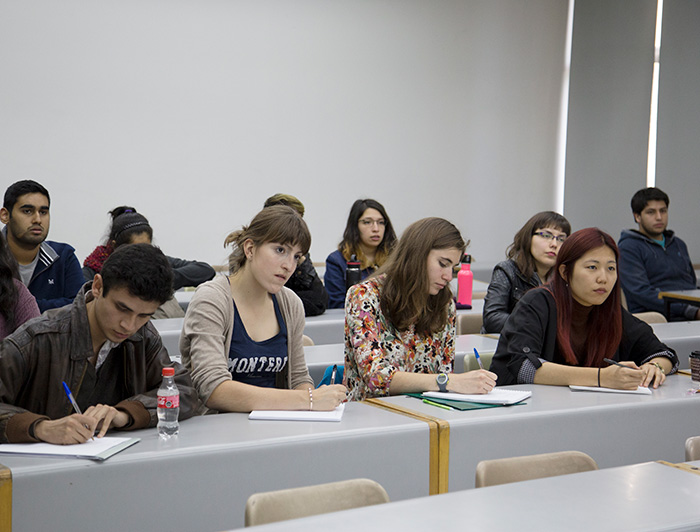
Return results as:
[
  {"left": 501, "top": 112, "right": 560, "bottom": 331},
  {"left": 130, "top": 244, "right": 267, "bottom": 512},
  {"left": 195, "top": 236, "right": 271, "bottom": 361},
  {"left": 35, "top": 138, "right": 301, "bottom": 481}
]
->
[
  {"left": 620, "top": 289, "right": 628, "bottom": 310},
  {"left": 456, "top": 313, "right": 483, "bottom": 335},
  {"left": 686, "top": 436, "right": 700, "bottom": 461},
  {"left": 463, "top": 351, "right": 494, "bottom": 372},
  {"left": 632, "top": 311, "right": 667, "bottom": 324},
  {"left": 245, "top": 478, "right": 390, "bottom": 526},
  {"left": 475, "top": 451, "right": 598, "bottom": 488},
  {"left": 302, "top": 334, "right": 315, "bottom": 346}
]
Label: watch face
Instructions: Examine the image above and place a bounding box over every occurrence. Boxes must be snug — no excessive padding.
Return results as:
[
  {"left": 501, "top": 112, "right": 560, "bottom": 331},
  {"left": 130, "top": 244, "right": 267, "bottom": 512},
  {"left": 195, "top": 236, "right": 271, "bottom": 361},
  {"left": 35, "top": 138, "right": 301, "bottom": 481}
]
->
[{"left": 437, "top": 373, "right": 448, "bottom": 385}]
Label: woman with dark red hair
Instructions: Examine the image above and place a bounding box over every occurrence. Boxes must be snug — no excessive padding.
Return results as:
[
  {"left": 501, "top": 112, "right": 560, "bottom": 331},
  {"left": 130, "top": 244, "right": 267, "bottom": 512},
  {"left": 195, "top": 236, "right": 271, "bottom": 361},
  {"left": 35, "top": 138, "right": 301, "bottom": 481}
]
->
[{"left": 490, "top": 228, "right": 678, "bottom": 389}]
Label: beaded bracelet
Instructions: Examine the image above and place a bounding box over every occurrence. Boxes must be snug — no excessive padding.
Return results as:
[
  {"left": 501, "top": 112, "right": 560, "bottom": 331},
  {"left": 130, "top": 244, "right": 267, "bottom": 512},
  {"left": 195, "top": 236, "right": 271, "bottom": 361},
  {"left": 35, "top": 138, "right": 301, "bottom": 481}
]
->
[{"left": 308, "top": 388, "right": 313, "bottom": 411}]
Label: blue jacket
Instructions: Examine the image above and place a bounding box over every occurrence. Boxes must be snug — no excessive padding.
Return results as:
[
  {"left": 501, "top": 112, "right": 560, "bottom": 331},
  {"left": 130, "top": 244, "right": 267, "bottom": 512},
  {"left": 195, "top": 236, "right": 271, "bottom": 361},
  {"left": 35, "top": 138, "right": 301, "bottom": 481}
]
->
[
  {"left": 617, "top": 229, "right": 697, "bottom": 321},
  {"left": 324, "top": 250, "right": 374, "bottom": 309},
  {"left": 28, "top": 240, "right": 84, "bottom": 313}
]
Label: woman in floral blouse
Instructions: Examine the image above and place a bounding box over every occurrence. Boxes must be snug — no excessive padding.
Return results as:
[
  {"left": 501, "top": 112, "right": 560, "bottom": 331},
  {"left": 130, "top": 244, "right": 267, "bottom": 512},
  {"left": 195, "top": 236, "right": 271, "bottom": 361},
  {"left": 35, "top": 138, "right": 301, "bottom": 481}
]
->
[{"left": 344, "top": 217, "right": 498, "bottom": 401}]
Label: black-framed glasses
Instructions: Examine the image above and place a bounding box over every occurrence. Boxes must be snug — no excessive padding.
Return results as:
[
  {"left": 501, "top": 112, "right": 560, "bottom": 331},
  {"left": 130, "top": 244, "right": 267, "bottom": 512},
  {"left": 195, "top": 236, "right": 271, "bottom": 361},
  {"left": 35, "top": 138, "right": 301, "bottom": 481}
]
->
[{"left": 533, "top": 231, "right": 567, "bottom": 244}]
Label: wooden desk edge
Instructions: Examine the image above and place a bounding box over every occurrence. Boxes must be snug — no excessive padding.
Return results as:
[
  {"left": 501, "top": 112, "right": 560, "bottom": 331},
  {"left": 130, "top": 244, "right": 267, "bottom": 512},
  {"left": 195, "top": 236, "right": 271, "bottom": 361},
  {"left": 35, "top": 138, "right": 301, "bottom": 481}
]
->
[
  {"left": 658, "top": 292, "right": 700, "bottom": 303},
  {"left": 0, "top": 462, "right": 11, "bottom": 532},
  {"left": 363, "top": 398, "right": 450, "bottom": 495},
  {"left": 657, "top": 460, "right": 700, "bottom": 476}
]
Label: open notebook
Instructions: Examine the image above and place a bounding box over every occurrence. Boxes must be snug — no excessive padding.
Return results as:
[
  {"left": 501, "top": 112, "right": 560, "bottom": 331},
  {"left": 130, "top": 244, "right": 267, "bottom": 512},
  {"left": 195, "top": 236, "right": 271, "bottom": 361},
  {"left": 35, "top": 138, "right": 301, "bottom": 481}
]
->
[
  {"left": 569, "top": 385, "right": 652, "bottom": 395},
  {"left": 0, "top": 436, "right": 139, "bottom": 461},
  {"left": 249, "top": 404, "right": 345, "bottom": 422},
  {"left": 423, "top": 389, "right": 532, "bottom": 406}
]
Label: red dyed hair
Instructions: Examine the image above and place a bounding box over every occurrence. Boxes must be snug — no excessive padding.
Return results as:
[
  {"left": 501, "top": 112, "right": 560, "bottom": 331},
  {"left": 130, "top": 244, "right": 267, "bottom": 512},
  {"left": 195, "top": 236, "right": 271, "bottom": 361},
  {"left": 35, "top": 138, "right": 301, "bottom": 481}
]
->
[{"left": 548, "top": 227, "right": 622, "bottom": 367}]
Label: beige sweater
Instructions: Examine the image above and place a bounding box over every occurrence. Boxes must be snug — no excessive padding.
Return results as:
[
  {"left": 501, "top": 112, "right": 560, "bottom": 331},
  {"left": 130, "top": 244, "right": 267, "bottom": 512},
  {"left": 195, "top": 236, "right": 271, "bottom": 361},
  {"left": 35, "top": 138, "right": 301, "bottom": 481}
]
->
[{"left": 179, "top": 275, "right": 313, "bottom": 408}]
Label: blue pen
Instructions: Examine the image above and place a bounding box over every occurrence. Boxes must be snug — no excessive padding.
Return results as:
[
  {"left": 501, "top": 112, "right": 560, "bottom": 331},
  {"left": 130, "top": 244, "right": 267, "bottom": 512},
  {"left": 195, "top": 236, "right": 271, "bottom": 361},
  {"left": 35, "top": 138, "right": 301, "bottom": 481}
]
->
[
  {"left": 474, "top": 348, "right": 484, "bottom": 370},
  {"left": 62, "top": 381, "right": 82, "bottom": 415}
]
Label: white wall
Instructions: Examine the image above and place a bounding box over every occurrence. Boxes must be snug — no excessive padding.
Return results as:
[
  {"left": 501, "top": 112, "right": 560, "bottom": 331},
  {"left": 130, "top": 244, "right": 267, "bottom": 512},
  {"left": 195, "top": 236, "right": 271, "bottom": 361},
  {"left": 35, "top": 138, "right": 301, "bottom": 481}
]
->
[{"left": 0, "top": 0, "right": 568, "bottom": 274}]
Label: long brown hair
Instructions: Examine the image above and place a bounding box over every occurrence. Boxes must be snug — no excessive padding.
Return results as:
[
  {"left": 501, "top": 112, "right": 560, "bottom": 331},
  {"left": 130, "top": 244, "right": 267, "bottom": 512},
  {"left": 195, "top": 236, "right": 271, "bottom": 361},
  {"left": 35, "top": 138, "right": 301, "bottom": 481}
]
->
[
  {"left": 378, "top": 218, "right": 466, "bottom": 334},
  {"left": 549, "top": 227, "right": 622, "bottom": 367},
  {"left": 338, "top": 199, "right": 397, "bottom": 270},
  {"left": 507, "top": 211, "right": 571, "bottom": 279},
  {"left": 224, "top": 205, "right": 311, "bottom": 274}
]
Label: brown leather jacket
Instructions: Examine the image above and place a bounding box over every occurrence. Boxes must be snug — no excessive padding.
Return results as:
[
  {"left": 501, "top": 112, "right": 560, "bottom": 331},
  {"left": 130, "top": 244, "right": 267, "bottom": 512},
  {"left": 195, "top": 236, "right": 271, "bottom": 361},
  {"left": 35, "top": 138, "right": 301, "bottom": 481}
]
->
[{"left": 0, "top": 284, "right": 200, "bottom": 443}]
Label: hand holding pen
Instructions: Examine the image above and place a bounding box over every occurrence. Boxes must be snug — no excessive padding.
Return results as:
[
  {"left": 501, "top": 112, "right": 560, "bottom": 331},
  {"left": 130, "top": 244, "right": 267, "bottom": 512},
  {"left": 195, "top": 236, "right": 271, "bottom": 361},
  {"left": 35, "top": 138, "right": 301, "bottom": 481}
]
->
[
  {"left": 601, "top": 358, "right": 646, "bottom": 390},
  {"left": 603, "top": 358, "right": 666, "bottom": 389}
]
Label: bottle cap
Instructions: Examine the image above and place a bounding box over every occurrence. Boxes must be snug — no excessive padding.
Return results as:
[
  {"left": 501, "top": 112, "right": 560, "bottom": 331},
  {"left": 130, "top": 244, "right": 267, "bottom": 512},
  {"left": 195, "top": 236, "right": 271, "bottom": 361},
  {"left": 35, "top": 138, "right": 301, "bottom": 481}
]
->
[{"left": 162, "top": 367, "right": 175, "bottom": 377}]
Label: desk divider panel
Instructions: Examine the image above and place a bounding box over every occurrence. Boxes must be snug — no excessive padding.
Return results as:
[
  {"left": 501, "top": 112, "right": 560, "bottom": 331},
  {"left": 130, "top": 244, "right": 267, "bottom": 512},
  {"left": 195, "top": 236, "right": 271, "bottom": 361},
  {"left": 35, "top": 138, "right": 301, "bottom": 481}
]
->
[{"left": 363, "top": 398, "right": 450, "bottom": 495}]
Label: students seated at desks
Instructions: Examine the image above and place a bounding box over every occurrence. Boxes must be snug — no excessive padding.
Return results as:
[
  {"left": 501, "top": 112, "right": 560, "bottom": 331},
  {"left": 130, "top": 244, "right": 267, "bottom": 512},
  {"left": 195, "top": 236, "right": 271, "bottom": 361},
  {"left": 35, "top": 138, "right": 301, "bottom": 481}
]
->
[
  {"left": 263, "top": 194, "right": 328, "bottom": 317},
  {"left": 344, "top": 217, "right": 497, "bottom": 401},
  {"left": 82, "top": 206, "right": 215, "bottom": 318},
  {"left": 0, "top": 180, "right": 84, "bottom": 312},
  {"left": 325, "top": 199, "right": 397, "bottom": 309},
  {"left": 0, "top": 244, "right": 198, "bottom": 444},
  {"left": 618, "top": 187, "right": 699, "bottom": 321},
  {"left": 0, "top": 231, "right": 39, "bottom": 339},
  {"left": 180, "top": 206, "right": 346, "bottom": 413},
  {"left": 490, "top": 228, "right": 679, "bottom": 388},
  {"left": 482, "top": 211, "right": 570, "bottom": 334}
]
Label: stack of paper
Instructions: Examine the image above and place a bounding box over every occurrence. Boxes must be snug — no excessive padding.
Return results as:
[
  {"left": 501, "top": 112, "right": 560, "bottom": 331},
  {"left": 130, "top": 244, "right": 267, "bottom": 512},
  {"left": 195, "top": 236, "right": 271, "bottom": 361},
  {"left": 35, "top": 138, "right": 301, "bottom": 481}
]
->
[{"left": 423, "top": 389, "right": 532, "bottom": 405}]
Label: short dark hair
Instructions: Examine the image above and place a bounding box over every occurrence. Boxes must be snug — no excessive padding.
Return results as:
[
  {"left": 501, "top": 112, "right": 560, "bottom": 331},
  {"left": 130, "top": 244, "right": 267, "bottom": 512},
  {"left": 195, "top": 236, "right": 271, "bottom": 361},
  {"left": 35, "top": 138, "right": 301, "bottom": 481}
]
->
[
  {"left": 630, "top": 187, "right": 669, "bottom": 215},
  {"left": 108, "top": 206, "right": 153, "bottom": 247},
  {"left": 100, "top": 243, "right": 173, "bottom": 304},
  {"left": 4, "top": 180, "right": 50, "bottom": 211}
]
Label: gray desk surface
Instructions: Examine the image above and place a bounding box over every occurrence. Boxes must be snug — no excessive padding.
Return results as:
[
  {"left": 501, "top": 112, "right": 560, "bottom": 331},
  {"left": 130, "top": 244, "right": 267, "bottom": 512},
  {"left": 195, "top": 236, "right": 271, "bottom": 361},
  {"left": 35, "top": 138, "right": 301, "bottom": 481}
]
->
[
  {"left": 651, "top": 320, "right": 700, "bottom": 366},
  {"left": 230, "top": 461, "right": 700, "bottom": 532},
  {"left": 1, "top": 402, "right": 430, "bottom": 532},
  {"left": 377, "top": 374, "right": 700, "bottom": 490}
]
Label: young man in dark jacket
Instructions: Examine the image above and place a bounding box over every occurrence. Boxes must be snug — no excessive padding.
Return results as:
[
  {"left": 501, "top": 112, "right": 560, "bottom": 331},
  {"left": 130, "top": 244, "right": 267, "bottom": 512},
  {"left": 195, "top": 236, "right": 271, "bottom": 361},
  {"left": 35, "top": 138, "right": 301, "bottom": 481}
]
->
[
  {"left": 0, "top": 180, "right": 84, "bottom": 312},
  {"left": 0, "top": 244, "right": 199, "bottom": 444},
  {"left": 618, "top": 187, "right": 698, "bottom": 321}
]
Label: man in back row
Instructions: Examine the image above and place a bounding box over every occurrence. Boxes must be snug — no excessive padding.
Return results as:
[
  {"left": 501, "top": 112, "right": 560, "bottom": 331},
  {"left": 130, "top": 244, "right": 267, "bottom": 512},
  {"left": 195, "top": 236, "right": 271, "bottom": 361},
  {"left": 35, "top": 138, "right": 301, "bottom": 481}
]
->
[
  {"left": 0, "top": 244, "right": 198, "bottom": 444},
  {"left": 618, "top": 187, "right": 699, "bottom": 321},
  {"left": 0, "top": 180, "right": 84, "bottom": 312}
]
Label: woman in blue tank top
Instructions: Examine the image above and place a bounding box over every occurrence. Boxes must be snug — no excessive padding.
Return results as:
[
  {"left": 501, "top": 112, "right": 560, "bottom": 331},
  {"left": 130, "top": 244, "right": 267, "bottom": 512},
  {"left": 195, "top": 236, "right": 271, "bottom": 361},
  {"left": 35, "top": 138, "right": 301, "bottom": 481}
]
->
[{"left": 180, "top": 205, "right": 346, "bottom": 412}]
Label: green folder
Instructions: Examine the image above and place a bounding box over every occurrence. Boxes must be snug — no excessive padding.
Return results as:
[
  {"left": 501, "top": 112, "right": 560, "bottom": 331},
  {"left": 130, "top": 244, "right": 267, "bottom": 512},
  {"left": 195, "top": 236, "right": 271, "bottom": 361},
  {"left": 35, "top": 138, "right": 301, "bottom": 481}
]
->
[{"left": 406, "top": 393, "right": 503, "bottom": 411}]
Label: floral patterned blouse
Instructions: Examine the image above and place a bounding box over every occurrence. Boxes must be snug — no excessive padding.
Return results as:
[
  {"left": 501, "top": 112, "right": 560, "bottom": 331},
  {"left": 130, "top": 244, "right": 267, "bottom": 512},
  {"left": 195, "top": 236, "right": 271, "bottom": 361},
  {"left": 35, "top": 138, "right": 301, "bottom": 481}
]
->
[{"left": 343, "top": 275, "right": 456, "bottom": 401}]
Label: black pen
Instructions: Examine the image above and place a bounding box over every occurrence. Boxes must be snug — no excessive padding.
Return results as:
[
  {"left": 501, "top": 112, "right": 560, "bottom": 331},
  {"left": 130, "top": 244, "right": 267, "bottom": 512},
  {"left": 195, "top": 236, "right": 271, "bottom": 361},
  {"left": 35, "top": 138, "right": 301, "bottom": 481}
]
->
[
  {"left": 603, "top": 358, "right": 635, "bottom": 369},
  {"left": 330, "top": 364, "right": 338, "bottom": 385}
]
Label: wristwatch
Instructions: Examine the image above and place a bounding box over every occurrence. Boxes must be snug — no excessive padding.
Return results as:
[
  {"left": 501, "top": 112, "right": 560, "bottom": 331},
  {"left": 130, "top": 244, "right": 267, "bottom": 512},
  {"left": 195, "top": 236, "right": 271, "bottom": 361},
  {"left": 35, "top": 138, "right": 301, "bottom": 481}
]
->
[{"left": 436, "top": 373, "right": 449, "bottom": 392}]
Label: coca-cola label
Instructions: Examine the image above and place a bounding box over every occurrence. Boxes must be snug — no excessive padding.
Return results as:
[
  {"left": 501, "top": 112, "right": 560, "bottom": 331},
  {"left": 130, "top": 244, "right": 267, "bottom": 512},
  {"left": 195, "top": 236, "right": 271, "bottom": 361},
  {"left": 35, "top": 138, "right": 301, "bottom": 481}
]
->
[{"left": 158, "top": 395, "right": 180, "bottom": 408}]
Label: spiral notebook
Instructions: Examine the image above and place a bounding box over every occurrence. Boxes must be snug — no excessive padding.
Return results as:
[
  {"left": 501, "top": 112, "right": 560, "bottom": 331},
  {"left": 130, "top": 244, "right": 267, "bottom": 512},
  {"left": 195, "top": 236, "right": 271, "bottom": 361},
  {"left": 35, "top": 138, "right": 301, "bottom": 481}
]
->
[{"left": 423, "top": 389, "right": 532, "bottom": 406}]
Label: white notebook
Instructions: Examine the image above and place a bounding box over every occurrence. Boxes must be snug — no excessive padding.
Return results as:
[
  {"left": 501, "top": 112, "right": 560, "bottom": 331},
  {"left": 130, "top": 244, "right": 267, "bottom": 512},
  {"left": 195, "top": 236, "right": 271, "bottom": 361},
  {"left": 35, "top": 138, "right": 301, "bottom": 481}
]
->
[
  {"left": 423, "top": 389, "right": 532, "bottom": 405},
  {"left": 0, "top": 436, "right": 139, "bottom": 461},
  {"left": 249, "top": 404, "right": 345, "bottom": 422},
  {"left": 569, "top": 385, "right": 652, "bottom": 395}
]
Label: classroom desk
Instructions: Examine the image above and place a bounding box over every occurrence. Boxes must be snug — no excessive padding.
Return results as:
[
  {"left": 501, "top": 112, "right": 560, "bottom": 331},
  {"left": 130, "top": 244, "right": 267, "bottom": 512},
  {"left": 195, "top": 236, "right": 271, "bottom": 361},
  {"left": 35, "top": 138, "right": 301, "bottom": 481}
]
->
[
  {"left": 0, "top": 403, "right": 430, "bottom": 532},
  {"left": 658, "top": 289, "right": 700, "bottom": 320},
  {"left": 303, "top": 301, "right": 485, "bottom": 346},
  {"left": 304, "top": 334, "right": 500, "bottom": 385},
  {"left": 374, "top": 374, "right": 700, "bottom": 491},
  {"left": 651, "top": 320, "right": 700, "bottom": 366},
  {"left": 152, "top": 317, "right": 185, "bottom": 362},
  {"left": 229, "top": 461, "right": 700, "bottom": 532},
  {"left": 174, "top": 289, "right": 195, "bottom": 311}
]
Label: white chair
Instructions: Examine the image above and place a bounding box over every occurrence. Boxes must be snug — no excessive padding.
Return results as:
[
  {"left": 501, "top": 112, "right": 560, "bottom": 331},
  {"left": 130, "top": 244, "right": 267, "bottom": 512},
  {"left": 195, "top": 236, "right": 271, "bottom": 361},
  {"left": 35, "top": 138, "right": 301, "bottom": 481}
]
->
[
  {"left": 686, "top": 436, "right": 700, "bottom": 461},
  {"left": 456, "top": 313, "right": 483, "bottom": 335},
  {"left": 244, "top": 478, "right": 390, "bottom": 526},
  {"left": 475, "top": 451, "right": 598, "bottom": 488}
]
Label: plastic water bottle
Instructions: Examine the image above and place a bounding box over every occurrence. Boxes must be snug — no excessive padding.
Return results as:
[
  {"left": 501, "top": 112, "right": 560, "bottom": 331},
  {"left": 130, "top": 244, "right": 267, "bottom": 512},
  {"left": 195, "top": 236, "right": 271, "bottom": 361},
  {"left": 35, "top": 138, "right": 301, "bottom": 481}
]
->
[
  {"left": 157, "top": 367, "right": 180, "bottom": 439},
  {"left": 346, "top": 254, "right": 362, "bottom": 290},
  {"left": 457, "top": 254, "right": 473, "bottom": 307}
]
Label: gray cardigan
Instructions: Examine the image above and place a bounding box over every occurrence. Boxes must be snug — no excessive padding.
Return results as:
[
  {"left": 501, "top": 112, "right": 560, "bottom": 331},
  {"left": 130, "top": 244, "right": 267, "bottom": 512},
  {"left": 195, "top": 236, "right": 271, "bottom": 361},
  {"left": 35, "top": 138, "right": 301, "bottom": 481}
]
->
[{"left": 179, "top": 275, "right": 314, "bottom": 409}]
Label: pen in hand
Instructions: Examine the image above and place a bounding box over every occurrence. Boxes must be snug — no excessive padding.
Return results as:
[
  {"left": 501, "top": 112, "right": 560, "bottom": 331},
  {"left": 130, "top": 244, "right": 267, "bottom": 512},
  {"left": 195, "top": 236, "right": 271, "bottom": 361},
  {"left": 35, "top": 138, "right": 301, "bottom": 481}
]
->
[
  {"left": 62, "top": 381, "right": 94, "bottom": 440},
  {"left": 603, "top": 358, "right": 639, "bottom": 369},
  {"left": 330, "top": 364, "right": 338, "bottom": 385},
  {"left": 62, "top": 381, "right": 83, "bottom": 415},
  {"left": 474, "top": 348, "right": 484, "bottom": 370}
]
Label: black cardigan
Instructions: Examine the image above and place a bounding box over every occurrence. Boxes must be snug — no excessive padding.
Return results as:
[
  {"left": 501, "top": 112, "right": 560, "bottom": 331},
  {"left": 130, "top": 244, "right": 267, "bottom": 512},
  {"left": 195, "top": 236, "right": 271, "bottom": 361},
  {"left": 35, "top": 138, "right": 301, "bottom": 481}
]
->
[{"left": 490, "top": 288, "right": 678, "bottom": 386}]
